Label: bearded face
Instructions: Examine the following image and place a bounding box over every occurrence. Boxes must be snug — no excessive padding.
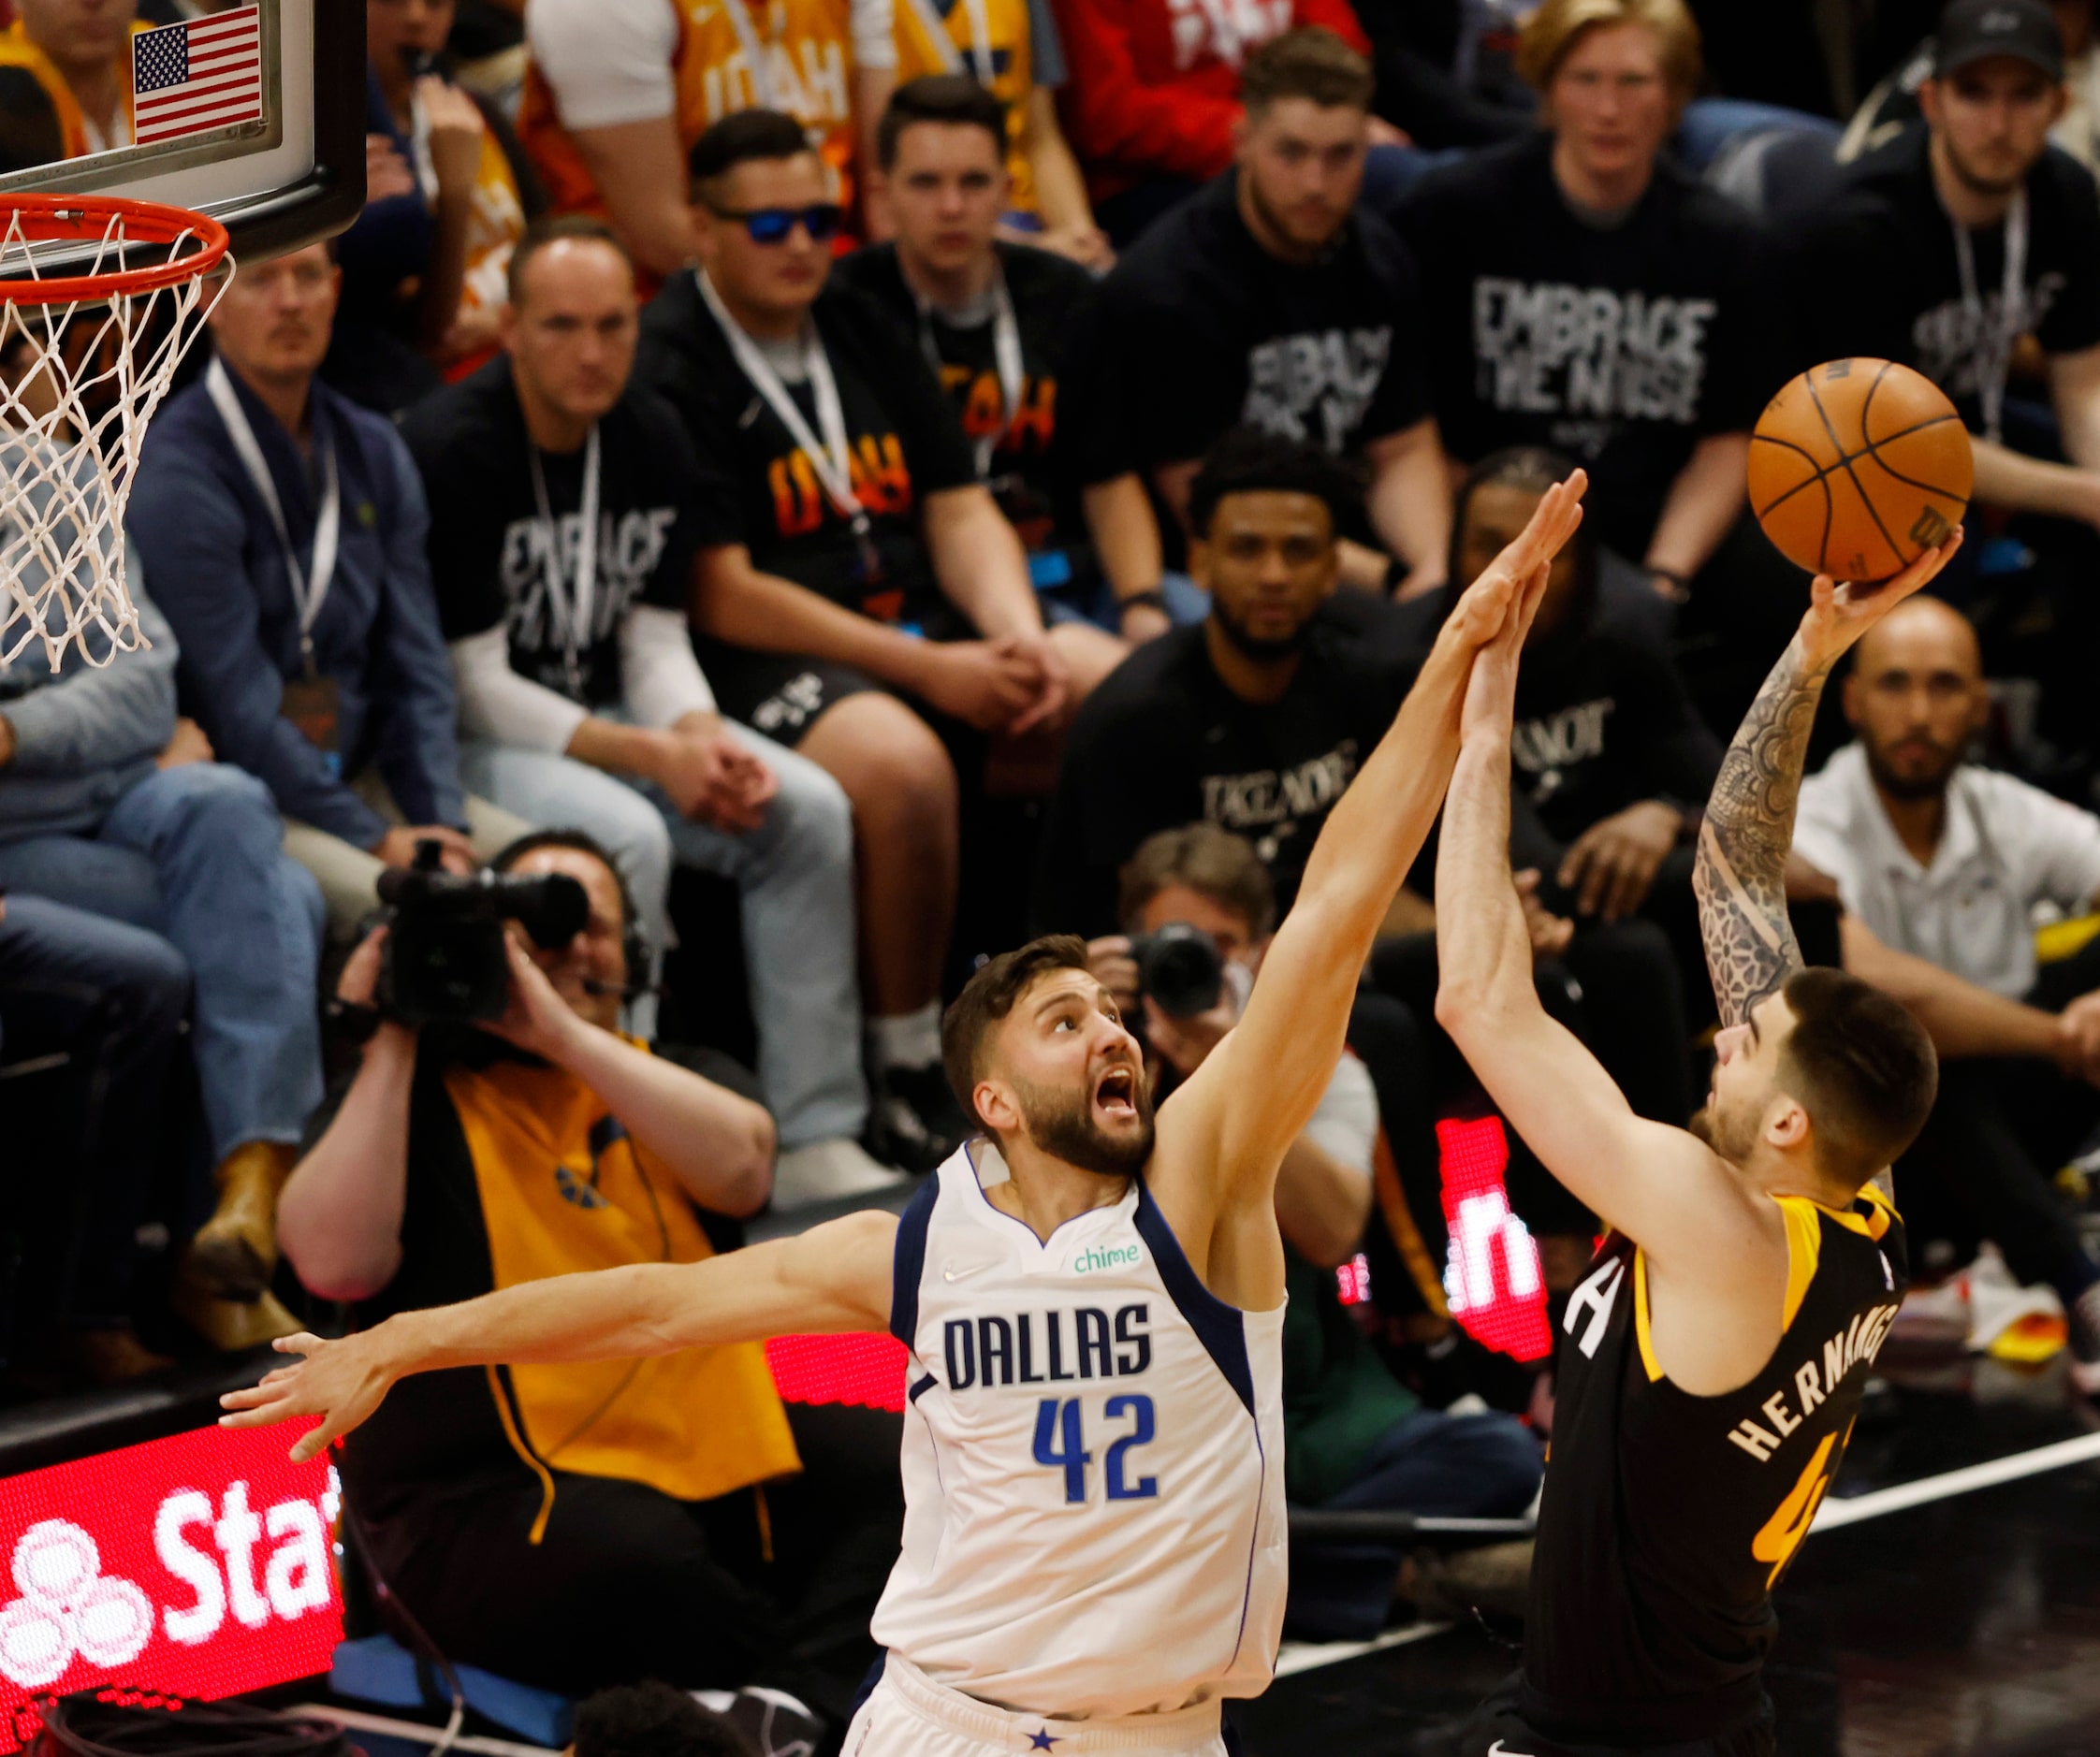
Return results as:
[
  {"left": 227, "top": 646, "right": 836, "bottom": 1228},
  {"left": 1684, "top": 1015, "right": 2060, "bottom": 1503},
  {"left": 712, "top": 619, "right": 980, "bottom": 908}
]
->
[
  {"left": 1007, "top": 1068, "right": 1156, "bottom": 1180},
  {"left": 1689, "top": 1090, "right": 1765, "bottom": 1168}
]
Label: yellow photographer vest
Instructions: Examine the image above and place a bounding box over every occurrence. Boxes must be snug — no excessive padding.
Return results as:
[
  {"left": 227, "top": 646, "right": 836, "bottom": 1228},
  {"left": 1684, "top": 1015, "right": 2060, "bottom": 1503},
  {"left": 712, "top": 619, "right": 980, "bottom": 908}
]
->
[{"left": 445, "top": 1044, "right": 801, "bottom": 1524}]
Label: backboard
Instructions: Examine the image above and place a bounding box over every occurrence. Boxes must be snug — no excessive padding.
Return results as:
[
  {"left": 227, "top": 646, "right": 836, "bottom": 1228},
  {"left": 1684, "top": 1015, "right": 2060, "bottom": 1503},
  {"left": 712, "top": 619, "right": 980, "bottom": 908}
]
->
[{"left": 0, "top": 0, "right": 365, "bottom": 262}]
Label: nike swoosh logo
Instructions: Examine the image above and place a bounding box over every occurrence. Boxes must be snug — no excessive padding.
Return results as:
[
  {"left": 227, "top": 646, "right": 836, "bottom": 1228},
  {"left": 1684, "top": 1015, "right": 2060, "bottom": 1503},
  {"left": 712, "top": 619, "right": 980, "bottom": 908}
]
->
[
  {"left": 1489, "top": 1742, "right": 1535, "bottom": 1756},
  {"left": 942, "top": 1262, "right": 991, "bottom": 1282}
]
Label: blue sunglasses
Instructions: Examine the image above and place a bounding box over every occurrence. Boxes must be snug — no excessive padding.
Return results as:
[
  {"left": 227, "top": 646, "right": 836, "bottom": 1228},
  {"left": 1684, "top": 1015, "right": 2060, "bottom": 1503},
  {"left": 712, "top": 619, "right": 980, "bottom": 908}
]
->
[{"left": 709, "top": 202, "right": 844, "bottom": 244}]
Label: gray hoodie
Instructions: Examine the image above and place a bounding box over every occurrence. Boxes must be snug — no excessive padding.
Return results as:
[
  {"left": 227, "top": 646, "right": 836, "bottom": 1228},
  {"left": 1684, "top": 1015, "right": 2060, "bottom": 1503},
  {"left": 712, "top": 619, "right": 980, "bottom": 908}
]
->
[{"left": 0, "top": 549, "right": 179, "bottom": 844}]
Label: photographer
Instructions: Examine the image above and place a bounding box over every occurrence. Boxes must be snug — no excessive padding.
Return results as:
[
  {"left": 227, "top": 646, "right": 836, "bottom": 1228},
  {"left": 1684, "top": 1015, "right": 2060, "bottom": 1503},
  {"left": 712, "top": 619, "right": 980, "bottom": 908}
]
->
[
  {"left": 1088, "top": 824, "right": 1543, "bottom": 1639},
  {"left": 277, "top": 829, "right": 902, "bottom": 1735}
]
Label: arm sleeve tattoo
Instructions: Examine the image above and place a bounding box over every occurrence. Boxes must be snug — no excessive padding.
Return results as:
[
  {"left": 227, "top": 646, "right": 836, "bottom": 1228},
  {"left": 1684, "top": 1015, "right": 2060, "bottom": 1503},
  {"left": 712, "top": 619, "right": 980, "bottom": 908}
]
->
[{"left": 1693, "top": 633, "right": 1835, "bottom": 1027}]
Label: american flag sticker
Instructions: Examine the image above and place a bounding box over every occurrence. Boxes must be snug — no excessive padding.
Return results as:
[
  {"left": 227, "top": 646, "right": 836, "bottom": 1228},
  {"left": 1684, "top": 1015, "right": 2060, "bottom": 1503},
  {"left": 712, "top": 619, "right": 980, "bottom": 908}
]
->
[{"left": 131, "top": 7, "right": 265, "bottom": 147}]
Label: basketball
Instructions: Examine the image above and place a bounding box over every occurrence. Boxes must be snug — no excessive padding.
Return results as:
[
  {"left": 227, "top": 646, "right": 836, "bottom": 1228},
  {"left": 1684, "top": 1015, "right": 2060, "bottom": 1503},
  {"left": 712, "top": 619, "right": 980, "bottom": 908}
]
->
[{"left": 1748, "top": 359, "right": 1973, "bottom": 583}]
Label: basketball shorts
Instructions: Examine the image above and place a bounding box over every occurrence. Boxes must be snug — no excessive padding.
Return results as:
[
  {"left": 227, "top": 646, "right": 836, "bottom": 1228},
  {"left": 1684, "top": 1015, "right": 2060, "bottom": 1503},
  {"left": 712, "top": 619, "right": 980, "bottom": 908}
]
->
[
  {"left": 1460, "top": 1677, "right": 1777, "bottom": 1757},
  {"left": 842, "top": 1653, "right": 1231, "bottom": 1757}
]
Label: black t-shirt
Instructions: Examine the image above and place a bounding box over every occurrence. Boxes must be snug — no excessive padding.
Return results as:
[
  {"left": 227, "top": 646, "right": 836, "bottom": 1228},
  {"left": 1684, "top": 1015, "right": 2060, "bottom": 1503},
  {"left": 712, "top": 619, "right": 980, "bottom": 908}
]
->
[
  {"left": 1031, "top": 595, "right": 1420, "bottom": 937},
  {"left": 1797, "top": 125, "right": 2100, "bottom": 427},
  {"left": 399, "top": 356, "right": 707, "bottom": 710},
  {"left": 1074, "top": 174, "right": 1433, "bottom": 476},
  {"left": 829, "top": 240, "right": 1102, "bottom": 556},
  {"left": 329, "top": 1033, "right": 762, "bottom": 1521},
  {"left": 1510, "top": 619, "right": 1723, "bottom": 847},
  {"left": 1394, "top": 133, "right": 1772, "bottom": 561},
  {"left": 636, "top": 272, "right": 977, "bottom": 624}
]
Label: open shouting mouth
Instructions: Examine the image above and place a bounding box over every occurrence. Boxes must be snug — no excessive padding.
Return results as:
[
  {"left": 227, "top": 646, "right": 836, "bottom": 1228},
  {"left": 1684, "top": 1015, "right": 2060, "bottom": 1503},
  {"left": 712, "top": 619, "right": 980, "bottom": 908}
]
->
[{"left": 1094, "top": 1064, "right": 1139, "bottom": 1122}]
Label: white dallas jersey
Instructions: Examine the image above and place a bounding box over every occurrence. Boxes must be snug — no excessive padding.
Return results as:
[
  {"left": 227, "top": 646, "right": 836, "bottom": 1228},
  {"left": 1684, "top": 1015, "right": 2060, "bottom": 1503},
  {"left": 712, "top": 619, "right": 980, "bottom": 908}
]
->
[{"left": 871, "top": 1141, "right": 1288, "bottom": 1719}]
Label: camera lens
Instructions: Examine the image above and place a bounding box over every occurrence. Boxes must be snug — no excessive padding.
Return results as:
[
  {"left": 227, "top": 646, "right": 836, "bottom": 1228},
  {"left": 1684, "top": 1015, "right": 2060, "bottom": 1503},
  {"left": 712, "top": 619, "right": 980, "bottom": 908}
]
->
[{"left": 1135, "top": 923, "right": 1224, "bottom": 1019}]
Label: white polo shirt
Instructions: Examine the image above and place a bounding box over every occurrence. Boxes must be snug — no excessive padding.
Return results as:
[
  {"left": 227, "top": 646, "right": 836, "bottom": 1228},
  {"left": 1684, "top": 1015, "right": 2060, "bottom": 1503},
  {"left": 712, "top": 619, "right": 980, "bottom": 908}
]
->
[{"left": 1793, "top": 743, "right": 2100, "bottom": 998}]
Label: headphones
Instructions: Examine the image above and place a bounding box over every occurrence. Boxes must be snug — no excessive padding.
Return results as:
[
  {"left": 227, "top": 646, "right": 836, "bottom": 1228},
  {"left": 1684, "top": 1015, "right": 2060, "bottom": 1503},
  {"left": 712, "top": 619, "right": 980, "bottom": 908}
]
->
[{"left": 489, "top": 829, "right": 654, "bottom": 1004}]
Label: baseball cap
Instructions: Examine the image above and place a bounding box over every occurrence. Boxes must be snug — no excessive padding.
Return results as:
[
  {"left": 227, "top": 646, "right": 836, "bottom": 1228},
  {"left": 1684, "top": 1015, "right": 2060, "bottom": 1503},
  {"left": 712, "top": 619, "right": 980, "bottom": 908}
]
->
[{"left": 1934, "top": 0, "right": 2065, "bottom": 80}]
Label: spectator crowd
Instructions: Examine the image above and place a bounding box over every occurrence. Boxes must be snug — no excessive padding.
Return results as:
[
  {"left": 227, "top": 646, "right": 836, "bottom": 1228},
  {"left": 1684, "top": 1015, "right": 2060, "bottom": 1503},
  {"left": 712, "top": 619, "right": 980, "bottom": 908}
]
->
[{"left": 5, "top": 0, "right": 2100, "bottom": 1746}]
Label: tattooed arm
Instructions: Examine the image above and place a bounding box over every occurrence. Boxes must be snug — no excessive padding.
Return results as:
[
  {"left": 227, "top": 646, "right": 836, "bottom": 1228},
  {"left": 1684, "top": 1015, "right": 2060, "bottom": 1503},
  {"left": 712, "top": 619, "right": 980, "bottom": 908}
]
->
[{"left": 1695, "top": 539, "right": 1965, "bottom": 1028}]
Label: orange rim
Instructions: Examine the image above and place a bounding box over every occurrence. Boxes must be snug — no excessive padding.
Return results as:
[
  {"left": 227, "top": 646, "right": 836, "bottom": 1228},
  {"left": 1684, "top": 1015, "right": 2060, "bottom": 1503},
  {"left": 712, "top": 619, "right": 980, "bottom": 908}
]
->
[{"left": 0, "top": 193, "right": 230, "bottom": 305}]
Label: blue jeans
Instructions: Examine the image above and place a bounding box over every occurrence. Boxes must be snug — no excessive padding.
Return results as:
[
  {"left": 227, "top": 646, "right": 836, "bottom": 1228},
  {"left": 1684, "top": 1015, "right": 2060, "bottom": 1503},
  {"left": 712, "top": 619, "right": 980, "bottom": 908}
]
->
[
  {"left": 0, "top": 763, "right": 326, "bottom": 1161},
  {"left": 458, "top": 727, "right": 867, "bottom": 1150},
  {"left": 1288, "top": 1408, "right": 1544, "bottom": 1640},
  {"left": 0, "top": 893, "right": 189, "bottom": 1326}
]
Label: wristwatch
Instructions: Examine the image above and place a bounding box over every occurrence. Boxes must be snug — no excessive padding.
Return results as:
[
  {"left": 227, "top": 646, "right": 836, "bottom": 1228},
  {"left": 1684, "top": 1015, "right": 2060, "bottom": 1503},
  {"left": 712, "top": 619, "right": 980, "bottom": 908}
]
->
[
  {"left": 325, "top": 996, "right": 383, "bottom": 1045},
  {"left": 1117, "top": 589, "right": 1170, "bottom": 618}
]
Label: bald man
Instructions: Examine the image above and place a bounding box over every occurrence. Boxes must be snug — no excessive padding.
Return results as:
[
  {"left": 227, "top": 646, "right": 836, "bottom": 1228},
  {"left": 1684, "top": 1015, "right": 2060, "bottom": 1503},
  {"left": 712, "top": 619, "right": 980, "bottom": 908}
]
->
[{"left": 1788, "top": 594, "right": 2100, "bottom": 1392}]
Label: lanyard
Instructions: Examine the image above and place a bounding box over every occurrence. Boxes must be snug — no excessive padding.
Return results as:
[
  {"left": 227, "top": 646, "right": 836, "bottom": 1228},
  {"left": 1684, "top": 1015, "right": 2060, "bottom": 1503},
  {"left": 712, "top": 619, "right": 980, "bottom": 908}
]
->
[
  {"left": 915, "top": 271, "right": 1025, "bottom": 477},
  {"left": 206, "top": 356, "right": 341, "bottom": 675},
  {"left": 697, "top": 267, "right": 870, "bottom": 531},
  {"left": 1951, "top": 185, "right": 2027, "bottom": 447},
  {"left": 527, "top": 424, "right": 602, "bottom": 700},
  {"left": 899, "top": 0, "right": 997, "bottom": 83},
  {"left": 720, "top": 0, "right": 782, "bottom": 111}
]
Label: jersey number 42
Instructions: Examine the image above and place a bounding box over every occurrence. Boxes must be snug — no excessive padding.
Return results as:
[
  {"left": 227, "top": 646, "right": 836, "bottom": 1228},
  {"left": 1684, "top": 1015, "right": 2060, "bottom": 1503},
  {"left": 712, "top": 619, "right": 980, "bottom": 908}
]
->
[{"left": 1033, "top": 1395, "right": 1159, "bottom": 1503}]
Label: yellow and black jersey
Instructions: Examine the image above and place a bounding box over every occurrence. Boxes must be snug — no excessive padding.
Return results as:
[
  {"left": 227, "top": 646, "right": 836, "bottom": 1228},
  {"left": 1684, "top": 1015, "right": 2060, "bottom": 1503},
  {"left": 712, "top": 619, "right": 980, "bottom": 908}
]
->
[
  {"left": 334, "top": 1033, "right": 799, "bottom": 1534},
  {"left": 1520, "top": 1184, "right": 1906, "bottom": 1745}
]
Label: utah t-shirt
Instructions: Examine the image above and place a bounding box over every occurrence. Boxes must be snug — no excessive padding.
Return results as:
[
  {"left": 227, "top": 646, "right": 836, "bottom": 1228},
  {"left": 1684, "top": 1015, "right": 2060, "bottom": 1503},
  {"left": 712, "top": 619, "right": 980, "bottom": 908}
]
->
[
  {"left": 1394, "top": 132, "right": 1772, "bottom": 561},
  {"left": 1074, "top": 172, "right": 1433, "bottom": 474},
  {"left": 1795, "top": 124, "right": 2100, "bottom": 427},
  {"left": 400, "top": 356, "right": 705, "bottom": 709},
  {"left": 830, "top": 239, "right": 1101, "bottom": 555},
  {"left": 636, "top": 272, "right": 978, "bottom": 623}
]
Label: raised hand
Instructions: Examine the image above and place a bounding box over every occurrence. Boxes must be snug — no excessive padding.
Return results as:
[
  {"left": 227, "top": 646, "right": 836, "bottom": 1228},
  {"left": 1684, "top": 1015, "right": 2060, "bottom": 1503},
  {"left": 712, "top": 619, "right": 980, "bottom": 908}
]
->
[
  {"left": 1695, "top": 530, "right": 1961, "bottom": 1029},
  {"left": 1798, "top": 530, "right": 1964, "bottom": 671},
  {"left": 219, "top": 1331, "right": 398, "bottom": 1463},
  {"left": 1441, "top": 469, "right": 1587, "bottom": 661},
  {"left": 1459, "top": 557, "right": 1553, "bottom": 744}
]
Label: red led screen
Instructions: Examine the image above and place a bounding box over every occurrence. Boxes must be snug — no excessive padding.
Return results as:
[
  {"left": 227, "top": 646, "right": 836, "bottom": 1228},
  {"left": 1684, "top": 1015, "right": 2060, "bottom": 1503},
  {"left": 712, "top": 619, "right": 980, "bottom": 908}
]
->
[
  {"left": 1436, "top": 1115, "right": 1553, "bottom": 1362},
  {"left": 0, "top": 1423, "right": 342, "bottom": 1745},
  {"left": 0, "top": 1338, "right": 908, "bottom": 1741}
]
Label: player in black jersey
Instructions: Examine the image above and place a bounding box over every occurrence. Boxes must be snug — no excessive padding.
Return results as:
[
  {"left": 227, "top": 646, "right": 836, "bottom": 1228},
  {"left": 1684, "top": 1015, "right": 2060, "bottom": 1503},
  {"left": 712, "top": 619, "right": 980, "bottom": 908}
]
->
[{"left": 1432, "top": 519, "right": 1963, "bottom": 1756}]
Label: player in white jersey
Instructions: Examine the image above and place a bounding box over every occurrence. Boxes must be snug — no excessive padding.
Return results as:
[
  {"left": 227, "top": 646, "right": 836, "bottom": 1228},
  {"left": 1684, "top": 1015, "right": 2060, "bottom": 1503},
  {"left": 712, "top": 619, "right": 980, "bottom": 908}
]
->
[{"left": 220, "top": 467, "right": 1591, "bottom": 1755}]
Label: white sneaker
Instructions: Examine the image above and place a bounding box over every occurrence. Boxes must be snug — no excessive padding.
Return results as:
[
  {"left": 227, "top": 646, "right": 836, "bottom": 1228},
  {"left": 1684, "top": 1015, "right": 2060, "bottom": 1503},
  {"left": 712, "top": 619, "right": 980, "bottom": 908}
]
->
[{"left": 771, "top": 1137, "right": 909, "bottom": 1209}]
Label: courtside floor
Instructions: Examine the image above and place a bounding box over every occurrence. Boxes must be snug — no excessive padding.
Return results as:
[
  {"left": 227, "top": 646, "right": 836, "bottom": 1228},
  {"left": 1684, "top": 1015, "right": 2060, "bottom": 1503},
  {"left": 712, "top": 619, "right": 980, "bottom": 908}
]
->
[{"left": 1251, "top": 1360, "right": 2100, "bottom": 1756}]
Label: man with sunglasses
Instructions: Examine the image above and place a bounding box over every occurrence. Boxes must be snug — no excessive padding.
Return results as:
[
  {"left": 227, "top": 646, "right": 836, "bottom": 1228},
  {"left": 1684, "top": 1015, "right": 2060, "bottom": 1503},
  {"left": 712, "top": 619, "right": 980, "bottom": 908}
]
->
[{"left": 639, "top": 108, "right": 1081, "bottom": 1170}]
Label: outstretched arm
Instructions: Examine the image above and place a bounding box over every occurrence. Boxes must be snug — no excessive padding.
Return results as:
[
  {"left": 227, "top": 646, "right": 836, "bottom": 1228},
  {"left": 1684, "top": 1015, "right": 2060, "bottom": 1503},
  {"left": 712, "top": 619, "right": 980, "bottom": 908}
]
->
[
  {"left": 1148, "top": 475, "right": 1587, "bottom": 1307},
  {"left": 221, "top": 1211, "right": 897, "bottom": 1462},
  {"left": 1695, "top": 537, "right": 1963, "bottom": 1026},
  {"left": 1435, "top": 576, "right": 1734, "bottom": 1262}
]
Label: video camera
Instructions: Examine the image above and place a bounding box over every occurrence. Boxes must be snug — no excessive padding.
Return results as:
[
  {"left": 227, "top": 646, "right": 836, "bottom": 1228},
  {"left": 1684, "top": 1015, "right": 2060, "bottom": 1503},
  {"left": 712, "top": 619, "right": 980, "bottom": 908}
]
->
[
  {"left": 375, "top": 839, "right": 589, "bottom": 1025},
  {"left": 1129, "top": 922, "right": 1225, "bottom": 1019}
]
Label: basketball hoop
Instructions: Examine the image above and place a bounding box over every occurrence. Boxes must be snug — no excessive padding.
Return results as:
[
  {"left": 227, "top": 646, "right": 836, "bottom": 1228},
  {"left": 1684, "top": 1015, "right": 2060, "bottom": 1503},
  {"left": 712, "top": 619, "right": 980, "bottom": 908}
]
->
[{"left": 0, "top": 195, "right": 233, "bottom": 673}]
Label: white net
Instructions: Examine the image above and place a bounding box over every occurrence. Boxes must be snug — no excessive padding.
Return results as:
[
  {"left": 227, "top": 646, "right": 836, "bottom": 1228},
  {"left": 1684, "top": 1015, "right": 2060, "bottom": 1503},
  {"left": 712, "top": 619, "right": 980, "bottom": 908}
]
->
[{"left": 0, "top": 204, "right": 230, "bottom": 673}]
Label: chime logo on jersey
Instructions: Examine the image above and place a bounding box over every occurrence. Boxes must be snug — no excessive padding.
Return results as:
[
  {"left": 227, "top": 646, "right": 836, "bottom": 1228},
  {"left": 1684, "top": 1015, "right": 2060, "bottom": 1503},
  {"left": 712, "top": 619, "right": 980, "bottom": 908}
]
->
[
  {"left": 1471, "top": 278, "right": 1714, "bottom": 428},
  {"left": 942, "top": 1304, "right": 1152, "bottom": 1389}
]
